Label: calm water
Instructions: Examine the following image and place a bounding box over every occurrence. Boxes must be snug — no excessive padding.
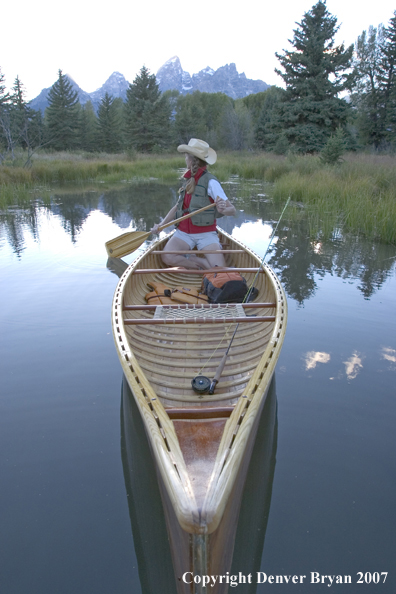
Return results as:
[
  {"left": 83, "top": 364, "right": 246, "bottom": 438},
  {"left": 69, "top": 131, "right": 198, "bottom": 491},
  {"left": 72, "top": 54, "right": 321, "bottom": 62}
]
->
[{"left": 1, "top": 181, "right": 395, "bottom": 594}]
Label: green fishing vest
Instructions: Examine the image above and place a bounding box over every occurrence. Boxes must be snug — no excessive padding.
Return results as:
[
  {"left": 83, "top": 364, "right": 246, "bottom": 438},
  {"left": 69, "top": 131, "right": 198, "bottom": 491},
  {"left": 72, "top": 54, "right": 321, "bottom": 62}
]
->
[{"left": 175, "top": 171, "right": 224, "bottom": 227}]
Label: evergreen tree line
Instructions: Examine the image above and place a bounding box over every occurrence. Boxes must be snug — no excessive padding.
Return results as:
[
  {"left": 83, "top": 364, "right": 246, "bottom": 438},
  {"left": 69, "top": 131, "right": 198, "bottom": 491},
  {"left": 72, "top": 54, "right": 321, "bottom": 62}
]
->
[{"left": 1, "top": 1, "right": 396, "bottom": 162}]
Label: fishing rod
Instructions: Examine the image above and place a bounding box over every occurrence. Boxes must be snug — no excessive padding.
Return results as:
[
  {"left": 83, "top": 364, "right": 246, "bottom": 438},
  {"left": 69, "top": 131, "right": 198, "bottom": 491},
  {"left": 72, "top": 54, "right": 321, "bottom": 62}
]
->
[
  {"left": 245, "top": 196, "right": 291, "bottom": 303},
  {"left": 192, "top": 197, "right": 291, "bottom": 396}
]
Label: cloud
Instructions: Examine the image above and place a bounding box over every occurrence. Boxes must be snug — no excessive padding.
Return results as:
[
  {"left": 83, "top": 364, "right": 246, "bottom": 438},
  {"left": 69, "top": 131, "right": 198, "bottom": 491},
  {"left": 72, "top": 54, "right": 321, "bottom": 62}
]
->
[
  {"left": 343, "top": 352, "right": 363, "bottom": 380},
  {"left": 304, "top": 351, "right": 331, "bottom": 370},
  {"left": 381, "top": 347, "right": 396, "bottom": 369}
]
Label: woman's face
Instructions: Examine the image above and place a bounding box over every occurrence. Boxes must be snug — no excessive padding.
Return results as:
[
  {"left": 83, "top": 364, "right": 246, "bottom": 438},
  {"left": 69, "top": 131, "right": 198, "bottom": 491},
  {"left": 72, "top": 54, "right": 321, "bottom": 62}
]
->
[{"left": 185, "top": 153, "right": 194, "bottom": 169}]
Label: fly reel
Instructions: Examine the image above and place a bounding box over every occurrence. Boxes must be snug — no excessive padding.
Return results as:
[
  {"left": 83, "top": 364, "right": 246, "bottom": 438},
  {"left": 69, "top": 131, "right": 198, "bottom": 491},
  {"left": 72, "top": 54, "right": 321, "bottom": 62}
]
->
[{"left": 191, "top": 376, "right": 211, "bottom": 395}]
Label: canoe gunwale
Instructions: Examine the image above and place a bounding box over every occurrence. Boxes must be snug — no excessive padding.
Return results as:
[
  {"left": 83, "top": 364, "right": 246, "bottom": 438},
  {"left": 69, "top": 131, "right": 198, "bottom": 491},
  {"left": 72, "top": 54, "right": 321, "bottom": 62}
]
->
[{"left": 111, "top": 229, "right": 287, "bottom": 535}]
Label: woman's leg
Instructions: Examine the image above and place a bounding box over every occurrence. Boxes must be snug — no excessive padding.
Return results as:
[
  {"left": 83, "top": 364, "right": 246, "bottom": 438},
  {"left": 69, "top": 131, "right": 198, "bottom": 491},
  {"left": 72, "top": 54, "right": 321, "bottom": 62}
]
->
[
  {"left": 202, "top": 243, "right": 226, "bottom": 268},
  {"left": 161, "top": 235, "right": 207, "bottom": 269}
]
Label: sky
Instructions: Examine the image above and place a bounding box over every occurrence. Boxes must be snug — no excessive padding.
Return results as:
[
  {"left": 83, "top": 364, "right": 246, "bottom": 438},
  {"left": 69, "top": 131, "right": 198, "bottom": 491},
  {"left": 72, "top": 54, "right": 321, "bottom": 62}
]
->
[{"left": 1, "top": 0, "right": 395, "bottom": 102}]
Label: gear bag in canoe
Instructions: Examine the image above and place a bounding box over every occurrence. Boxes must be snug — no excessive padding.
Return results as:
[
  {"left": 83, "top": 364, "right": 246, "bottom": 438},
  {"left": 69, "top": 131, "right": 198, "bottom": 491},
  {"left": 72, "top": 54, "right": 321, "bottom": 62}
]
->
[{"left": 202, "top": 271, "right": 258, "bottom": 304}]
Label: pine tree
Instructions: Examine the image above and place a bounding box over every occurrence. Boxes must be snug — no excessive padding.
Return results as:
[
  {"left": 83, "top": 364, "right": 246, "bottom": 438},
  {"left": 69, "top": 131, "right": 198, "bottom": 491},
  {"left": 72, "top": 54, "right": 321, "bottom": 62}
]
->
[
  {"left": 351, "top": 11, "right": 396, "bottom": 149},
  {"left": 46, "top": 69, "right": 80, "bottom": 150},
  {"left": 0, "top": 73, "right": 44, "bottom": 162},
  {"left": 219, "top": 102, "right": 253, "bottom": 150},
  {"left": 10, "top": 76, "right": 29, "bottom": 148},
  {"left": 174, "top": 93, "right": 206, "bottom": 144},
  {"left": 79, "top": 101, "right": 98, "bottom": 152},
  {"left": 351, "top": 25, "right": 385, "bottom": 148},
  {"left": 254, "top": 87, "right": 286, "bottom": 150},
  {"left": 378, "top": 11, "right": 396, "bottom": 145},
  {"left": 272, "top": 1, "right": 354, "bottom": 152},
  {"left": 319, "top": 127, "right": 346, "bottom": 164},
  {"left": 0, "top": 67, "right": 10, "bottom": 107},
  {"left": 196, "top": 92, "right": 231, "bottom": 140},
  {"left": 97, "top": 93, "right": 123, "bottom": 152},
  {"left": 0, "top": 68, "right": 12, "bottom": 157},
  {"left": 124, "top": 66, "right": 170, "bottom": 152}
]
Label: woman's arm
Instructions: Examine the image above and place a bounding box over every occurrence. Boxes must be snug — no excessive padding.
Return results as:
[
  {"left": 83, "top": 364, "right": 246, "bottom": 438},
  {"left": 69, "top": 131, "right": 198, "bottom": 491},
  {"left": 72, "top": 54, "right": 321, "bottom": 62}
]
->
[
  {"left": 208, "top": 179, "right": 236, "bottom": 216},
  {"left": 215, "top": 196, "right": 236, "bottom": 216}
]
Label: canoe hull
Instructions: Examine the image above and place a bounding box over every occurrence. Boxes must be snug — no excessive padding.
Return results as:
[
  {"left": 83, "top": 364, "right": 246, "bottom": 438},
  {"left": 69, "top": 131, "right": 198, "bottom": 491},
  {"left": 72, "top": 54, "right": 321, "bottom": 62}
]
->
[
  {"left": 112, "top": 228, "right": 287, "bottom": 593},
  {"left": 155, "top": 373, "right": 273, "bottom": 594}
]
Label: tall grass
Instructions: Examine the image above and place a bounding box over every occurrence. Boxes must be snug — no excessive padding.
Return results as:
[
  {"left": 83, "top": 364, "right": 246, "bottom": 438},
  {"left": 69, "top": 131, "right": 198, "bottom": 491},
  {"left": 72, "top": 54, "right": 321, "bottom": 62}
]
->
[
  {"left": 0, "top": 151, "right": 184, "bottom": 188},
  {"left": 1, "top": 150, "right": 395, "bottom": 243},
  {"left": 270, "top": 154, "right": 396, "bottom": 243}
]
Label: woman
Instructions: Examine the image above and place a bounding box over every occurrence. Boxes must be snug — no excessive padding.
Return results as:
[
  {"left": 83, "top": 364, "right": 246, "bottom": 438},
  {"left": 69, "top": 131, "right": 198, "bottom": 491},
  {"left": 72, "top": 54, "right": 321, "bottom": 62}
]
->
[{"left": 151, "top": 139, "right": 236, "bottom": 270}]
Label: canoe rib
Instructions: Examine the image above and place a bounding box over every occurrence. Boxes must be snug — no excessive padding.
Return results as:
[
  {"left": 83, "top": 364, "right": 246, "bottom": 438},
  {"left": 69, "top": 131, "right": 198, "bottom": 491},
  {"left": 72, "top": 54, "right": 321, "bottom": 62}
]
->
[{"left": 111, "top": 228, "right": 287, "bottom": 592}]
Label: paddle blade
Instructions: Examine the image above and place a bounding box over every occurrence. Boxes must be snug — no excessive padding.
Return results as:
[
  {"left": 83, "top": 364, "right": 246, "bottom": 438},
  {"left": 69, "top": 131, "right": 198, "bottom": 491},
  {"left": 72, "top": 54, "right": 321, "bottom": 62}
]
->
[{"left": 105, "top": 230, "right": 150, "bottom": 258}]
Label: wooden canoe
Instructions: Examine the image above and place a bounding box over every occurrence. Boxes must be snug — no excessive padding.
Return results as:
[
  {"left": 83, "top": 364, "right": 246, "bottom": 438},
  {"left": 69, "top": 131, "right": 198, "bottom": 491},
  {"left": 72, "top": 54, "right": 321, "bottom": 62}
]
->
[{"left": 111, "top": 228, "right": 287, "bottom": 594}]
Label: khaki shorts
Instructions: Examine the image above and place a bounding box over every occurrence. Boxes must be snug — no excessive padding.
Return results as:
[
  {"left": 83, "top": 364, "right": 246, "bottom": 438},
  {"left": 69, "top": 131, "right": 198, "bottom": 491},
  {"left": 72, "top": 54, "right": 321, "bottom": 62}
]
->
[{"left": 173, "top": 229, "right": 221, "bottom": 251}]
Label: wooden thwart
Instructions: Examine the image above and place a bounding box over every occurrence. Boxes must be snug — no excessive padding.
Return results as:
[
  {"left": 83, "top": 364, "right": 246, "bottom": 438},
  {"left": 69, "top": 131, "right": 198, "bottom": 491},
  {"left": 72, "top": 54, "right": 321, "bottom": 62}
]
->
[
  {"left": 131, "top": 267, "right": 265, "bottom": 275},
  {"left": 166, "top": 407, "right": 234, "bottom": 420},
  {"left": 123, "top": 316, "right": 276, "bottom": 325},
  {"left": 151, "top": 250, "right": 245, "bottom": 255}
]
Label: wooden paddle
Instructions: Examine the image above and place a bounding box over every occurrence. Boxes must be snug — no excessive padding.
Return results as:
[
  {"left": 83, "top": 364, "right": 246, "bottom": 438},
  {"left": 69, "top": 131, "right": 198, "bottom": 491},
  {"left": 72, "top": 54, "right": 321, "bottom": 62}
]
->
[{"left": 105, "top": 202, "right": 216, "bottom": 258}]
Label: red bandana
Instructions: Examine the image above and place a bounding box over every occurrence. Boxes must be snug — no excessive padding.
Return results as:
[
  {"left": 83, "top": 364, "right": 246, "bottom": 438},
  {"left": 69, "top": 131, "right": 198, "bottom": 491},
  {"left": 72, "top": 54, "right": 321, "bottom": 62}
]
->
[{"left": 183, "top": 166, "right": 207, "bottom": 183}]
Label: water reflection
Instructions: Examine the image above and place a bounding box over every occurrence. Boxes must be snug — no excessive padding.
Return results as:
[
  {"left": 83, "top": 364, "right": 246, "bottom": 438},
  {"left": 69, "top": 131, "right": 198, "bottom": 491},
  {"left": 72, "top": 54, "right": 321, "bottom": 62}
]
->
[
  {"left": 267, "top": 220, "right": 396, "bottom": 301},
  {"left": 106, "top": 256, "right": 129, "bottom": 279},
  {"left": 343, "top": 352, "right": 364, "bottom": 381},
  {"left": 382, "top": 347, "right": 396, "bottom": 367},
  {"left": 1, "top": 182, "right": 395, "bottom": 302},
  {"left": 121, "top": 377, "right": 175, "bottom": 594},
  {"left": 231, "top": 378, "right": 278, "bottom": 593},
  {"left": 304, "top": 351, "right": 331, "bottom": 370}
]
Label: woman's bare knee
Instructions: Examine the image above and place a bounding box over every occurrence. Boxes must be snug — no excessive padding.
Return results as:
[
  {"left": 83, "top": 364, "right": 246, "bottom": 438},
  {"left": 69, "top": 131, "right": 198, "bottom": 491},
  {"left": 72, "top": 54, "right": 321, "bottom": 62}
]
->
[
  {"left": 204, "top": 243, "right": 225, "bottom": 267},
  {"left": 161, "top": 252, "right": 174, "bottom": 266}
]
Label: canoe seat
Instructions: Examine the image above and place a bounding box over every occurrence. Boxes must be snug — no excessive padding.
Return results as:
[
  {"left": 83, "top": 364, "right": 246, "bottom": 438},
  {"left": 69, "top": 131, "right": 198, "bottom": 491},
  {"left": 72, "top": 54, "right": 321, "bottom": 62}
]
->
[{"left": 166, "top": 406, "right": 234, "bottom": 420}]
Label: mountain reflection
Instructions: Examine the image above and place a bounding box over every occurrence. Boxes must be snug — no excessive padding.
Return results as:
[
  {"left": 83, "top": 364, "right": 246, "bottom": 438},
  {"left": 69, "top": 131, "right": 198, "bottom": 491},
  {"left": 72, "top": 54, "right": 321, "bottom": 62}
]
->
[{"left": 0, "top": 183, "right": 395, "bottom": 301}]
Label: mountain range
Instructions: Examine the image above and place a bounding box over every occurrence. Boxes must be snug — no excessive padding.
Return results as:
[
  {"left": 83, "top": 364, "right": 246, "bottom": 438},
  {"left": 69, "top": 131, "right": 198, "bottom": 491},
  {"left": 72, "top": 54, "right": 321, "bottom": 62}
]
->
[
  {"left": 156, "top": 56, "right": 268, "bottom": 98},
  {"left": 29, "top": 57, "right": 269, "bottom": 113}
]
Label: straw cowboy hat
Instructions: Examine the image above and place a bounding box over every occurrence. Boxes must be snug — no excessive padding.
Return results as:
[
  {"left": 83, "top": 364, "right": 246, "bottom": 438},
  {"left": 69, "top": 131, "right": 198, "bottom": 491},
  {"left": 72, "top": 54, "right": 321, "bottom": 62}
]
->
[{"left": 177, "top": 138, "right": 217, "bottom": 165}]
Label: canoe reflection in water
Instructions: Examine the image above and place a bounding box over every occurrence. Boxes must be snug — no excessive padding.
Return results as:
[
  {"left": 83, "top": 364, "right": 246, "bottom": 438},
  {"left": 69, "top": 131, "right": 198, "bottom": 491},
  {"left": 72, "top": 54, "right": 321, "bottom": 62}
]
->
[{"left": 121, "top": 375, "right": 277, "bottom": 594}]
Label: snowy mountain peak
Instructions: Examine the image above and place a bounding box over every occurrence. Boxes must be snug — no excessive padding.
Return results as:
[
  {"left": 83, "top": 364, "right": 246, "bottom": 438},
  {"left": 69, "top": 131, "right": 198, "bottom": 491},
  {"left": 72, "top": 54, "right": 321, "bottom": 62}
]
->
[
  {"left": 29, "top": 57, "right": 268, "bottom": 114},
  {"left": 89, "top": 72, "right": 129, "bottom": 107}
]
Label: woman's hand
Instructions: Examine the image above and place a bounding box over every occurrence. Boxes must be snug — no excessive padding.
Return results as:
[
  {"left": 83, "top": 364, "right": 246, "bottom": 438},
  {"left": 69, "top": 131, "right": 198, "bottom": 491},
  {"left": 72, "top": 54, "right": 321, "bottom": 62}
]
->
[
  {"left": 151, "top": 205, "right": 177, "bottom": 234},
  {"left": 151, "top": 223, "right": 161, "bottom": 235},
  {"left": 216, "top": 196, "right": 236, "bottom": 216},
  {"left": 215, "top": 197, "right": 227, "bottom": 213}
]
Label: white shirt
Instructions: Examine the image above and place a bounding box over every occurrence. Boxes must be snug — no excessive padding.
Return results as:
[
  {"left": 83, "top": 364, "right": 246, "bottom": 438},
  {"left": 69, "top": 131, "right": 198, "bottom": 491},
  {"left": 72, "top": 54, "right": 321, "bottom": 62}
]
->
[{"left": 208, "top": 179, "right": 228, "bottom": 202}]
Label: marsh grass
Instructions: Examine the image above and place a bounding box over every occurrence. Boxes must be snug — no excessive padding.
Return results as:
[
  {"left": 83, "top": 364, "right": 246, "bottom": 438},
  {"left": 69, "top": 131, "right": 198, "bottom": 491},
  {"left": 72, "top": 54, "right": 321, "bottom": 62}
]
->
[
  {"left": 0, "top": 181, "right": 52, "bottom": 207},
  {"left": 271, "top": 154, "right": 396, "bottom": 243},
  {"left": 1, "top": 150, "right": 395, "bottom": 243},
  {"left": 0, "top": 151, "right": 184, "bottom": 188}
]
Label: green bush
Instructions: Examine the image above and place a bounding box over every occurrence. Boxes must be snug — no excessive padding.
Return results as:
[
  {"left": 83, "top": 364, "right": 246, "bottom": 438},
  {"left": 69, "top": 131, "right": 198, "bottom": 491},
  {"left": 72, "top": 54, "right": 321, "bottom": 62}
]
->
[{"left": 320, "top": 128, "right": 346, "bottom": 165}]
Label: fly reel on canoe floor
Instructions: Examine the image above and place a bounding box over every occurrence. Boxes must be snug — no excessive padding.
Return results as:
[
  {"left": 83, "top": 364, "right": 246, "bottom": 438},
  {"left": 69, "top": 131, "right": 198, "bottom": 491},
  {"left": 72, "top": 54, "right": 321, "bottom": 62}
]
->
[
  {"left": 192, "top": 317, "right": 240, "bottom": 396},
  {"left": 192, "top": 324, "right": 239, "bottom": 396},
  {"left": 191, "top": 375, "right": 213, "bottom": 395}
]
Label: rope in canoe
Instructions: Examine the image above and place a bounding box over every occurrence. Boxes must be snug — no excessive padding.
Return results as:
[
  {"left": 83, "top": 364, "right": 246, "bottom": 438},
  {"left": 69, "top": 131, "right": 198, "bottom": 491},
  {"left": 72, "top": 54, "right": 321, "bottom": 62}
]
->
[{"left": 153, "top": 303, "right": 246, "bottom": 321}]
